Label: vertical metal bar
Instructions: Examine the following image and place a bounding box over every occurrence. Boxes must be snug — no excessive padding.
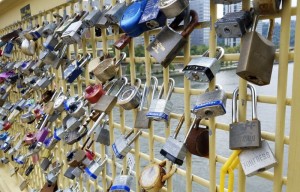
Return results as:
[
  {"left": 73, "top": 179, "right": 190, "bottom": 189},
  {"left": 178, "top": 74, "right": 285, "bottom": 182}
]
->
[
  {"left": 286, "top": 1, "right": 300, "bottom": 191},
  {"left": 273, "top": 0, "right": 291, "bottom": 191}
]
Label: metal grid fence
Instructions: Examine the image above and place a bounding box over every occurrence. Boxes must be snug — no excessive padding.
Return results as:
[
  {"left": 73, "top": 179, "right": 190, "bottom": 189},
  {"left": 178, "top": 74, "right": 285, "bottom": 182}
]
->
[{"left": 0, "top": 0, "right": 299, "bottom": 192}]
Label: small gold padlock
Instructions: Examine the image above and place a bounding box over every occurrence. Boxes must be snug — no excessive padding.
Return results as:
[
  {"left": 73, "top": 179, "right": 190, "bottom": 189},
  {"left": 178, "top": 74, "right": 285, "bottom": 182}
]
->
[{"left": 139, "top": 160, "right": 177, "bottom": 192}]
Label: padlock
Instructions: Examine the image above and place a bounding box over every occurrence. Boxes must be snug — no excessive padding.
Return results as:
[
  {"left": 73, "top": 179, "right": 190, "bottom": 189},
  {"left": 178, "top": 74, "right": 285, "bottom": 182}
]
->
[
  {"left": 67, "top": 98, "right": 87, "bottom": 119},
  {"left": 160, "top": 115, "right": 192, "bottom": 165},
  {"left": 63, "top": 115, "right": 84, "bottom": 131},
  {"left": 32, "top": 153, "right": 39, "bottom": 164},
  {"left": 54, "top": 92, "right": 69, "bottom": 112},
  {"left": 215, "top": 10, "right": 254, "bottom": 38},
  {"left": 118, "top": 78, "right": 142, "bottom": 110},
  {"left": 105, "top": 1, "right": 128, "bottom": 24},
  {"left": 24, "top": 132, "right": 37, "bottom": 145},
  {"left": 43, "top": 34, "right": 59, "bottom": 51},
  {"left": 239, "top": 140, "right": 276, "bottom": 176},
  {"left": 71, "top": 167, "right": 84, "bottom": 178},
  {"left": 40, "top": 153, "right": 54, "bottom": 171},
  {"left": 44, "top": 128, "right": 66, "bottom": 150},
  {"left": 64, "top": 53, "right": 92, "bottom": 83},
  {"left": 8, "top": 139, "right": 23, "bottom": 156},
  {"left": 186, "top": 118, "right": 209, "bottom": 157},
  {"left": 253, "top": 0, "right": 282, "bottom": 15},
  {"left": 25, "top": 164, "right": 35, "bottom": 176},
  {"left": 40, "top": 182, "right": 58, "bottom": 192},
  {"left": 113, "top": 34, "right": 132, "bottom": 51},
  {"left": 139, "top": 160, "right": 177, "bottom": 192},
  {"left": 88, "top": 52, "right": 126, "bottom": 83},
  {"left": 229, "top": 84, "right": 262, "bottom": 150},
  {"left": 56, "top": 12, "right": 84, "bottom": 36},
  {"left": 19, "top": 179, "right": 29, "bottom": 191},
  {"left": 20, "top": 39, "right": 36, "bottom": 56},
  {"left": 192, "top": 85, "right": 227, "bottom": 119},
  {"left": 85, "top": 84, "right": 106, "bottom": 104},
  {"left": 46, "top": 171, "right": 60, "bottom": 186},
  {"left": 110, "top": 174, "right": 134, "bottom": 192},
  {"left": 66, "top": 138, "right": 92, "bottom": 167},
  {"left": 0, "top": 93, "right": 9, "bottom": 107},
  {"left": 33, "top": 74, "right": 55, "bottom": 90},
  {"left": 158, "top": 0, "right": 189, "bottom": 18},
  {"left": 1, "top": 28, "right": 22, "bottom": 42},
  {"left": 15, "top": 154, "right": 28, "bottom": 165},
  {"left": 36, "top": 127, "right": 50, "bottom": 143},
  {"left": 3, "top": 39, "right": 14, "bottom": 58},
  {"left": 236, "top": 17, "right": 275, "bottom": 86},
  {"left": 214, "top": 0, "right": 242, "bottom": 4},
  {"left": 95, "top": 5, "right": 112, "bottom": 28},
  {"left": 84, "top": 155, "right": 108, "bottom": 180},
  {"left": 42, "top": 22, "right": 57, "bottom": 37},
  {"left": 119, "top": 0, "right": 148, "bottom": 37},
  {"left": 147, "top": 10, "right": 198, "bottom": 68},
  {"left": 138, "top": 0, "right": 167, "bottom": 32},
  {"left": 0, "top": 157, "right": 9, "bottom": 164},
  {"left": 112, "top": 130, "right": 142, "bottom": 159},
  {"left": 64, "top": 127, "right": 87, "bottom": 145},
  {"left": 83, "top": 7, "right": 103, "bottom": 28},
  {"left": 64, "top": 167, "right": 76, "bottom": 180},
  {"left": 0, "top": 132, "right": 9, "bottom": 141},
  {"left": 135, "top": 76, "right": 158, "bottom": 129},
  {"left": 183, "top": 47, "right": 225, "bottom": 82},
  {"left": 27, "top": 141, "right": 43, "bottom": 156},
  {"left": 94, "top": 118, "right": 110, "bottom": 146},
  {"left": 146, "top": 78, "right": 175, "bottom": 121},
  {"left": 20, "top": 111, "right": 36, "bottom": 124}
]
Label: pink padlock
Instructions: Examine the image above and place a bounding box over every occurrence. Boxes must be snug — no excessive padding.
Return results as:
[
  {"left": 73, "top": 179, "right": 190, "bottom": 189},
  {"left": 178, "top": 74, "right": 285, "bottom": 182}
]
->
[
  {"left": 36, "top": 127, "right": 49, "bottom": 142},
  {"left": 24, "top": 132, "right": 37, "bottom": 145},
  {"left": 32, "top": 153, "right": 39, "bottom": 164}
]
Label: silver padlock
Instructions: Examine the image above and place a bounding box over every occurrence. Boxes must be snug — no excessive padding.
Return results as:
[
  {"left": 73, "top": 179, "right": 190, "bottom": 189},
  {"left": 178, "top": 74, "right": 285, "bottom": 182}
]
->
[
  {"left": 110, "top": 170, "right": 134, "bottom": 192},
  {"left": 117, "top": 78, "right": 142, "bottom": 110},
  {"left": 84, "top": 155, "right": 108, "bottom": 180},
  {"left": 67, "top": 97, "right": 87, "bottom": 119},
  {"left": 105, "top": 1, "right": 128, "bottom": 24},
  {"left": 192, "top": 85, "right": 227, "bottom": 119},
  {"left": 32, "top": 74, "right": 55, "bottom": 90},
  {"left": 40, "top": 153, "right": 54, "bottom": 171},
  {"left": 43, "top": 34, "right": 59, "bottom": 51},
  {"left": 158, "top": 0, "right": 189, "bottom": 18},
  {"left": 83, "top": 6, "right": 103, "bottom": 28},
  {"left": 146, "top": 78, "right": 175, "bottom": 121},
  {"left": 64, "top": 166, "right": 76, "bottom": 180},
  {"left": 215, "top": 10, "right": 254, "bottom": 38},
  {"left": 239, "top": 140, "right": 277, "bottom": 176},
  {"left": 63, "top": 115, "right": 84, "bottom": 132},
  {"left": 94, "top": 118, "right": 110, "bottom": 146},
  {"left": 112, "top": 130, "right": 142, "bottom": 159},
  {"left": 229, "top": 84, "right": 262, "bottom": 150},
  {"left": 46, "top": 162, "right": 63, "bottom": 185},
  {"left": 183, "top": 47, "right": 224, "bottom": 82},
  {"left": 95, "top": 5, "right": 112, "bottom": 28},
  {"left": 42, "top": 22, "right": 57, "bottom": 38},
  {"left": 134, "top": 76, "right": 158, "bottom": 129},
  {"left": 8, "top": 139, "right": 23, "bottom": 156},
  {"left": 0, "top": 157, "right": 9, "bottom": 164},
  {"left": 71, "top": 167, "right": 83, "bottom": 178},
  {"left": 160, "top": 115, "right": 191, "bottom": 166}
]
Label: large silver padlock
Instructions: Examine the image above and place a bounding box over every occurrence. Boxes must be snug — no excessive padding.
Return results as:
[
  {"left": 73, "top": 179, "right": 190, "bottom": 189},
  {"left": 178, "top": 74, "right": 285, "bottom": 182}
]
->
[
  {"left": 112, "top": 130, "right": 142, "bottom": 159},
  {"left": 105, "top": 1, "right": 128, "bottom": 24},
  {"left": 215, "top": 10, "right": 254, "bottom": 38},
  {"left": 63, "top": 115, "right": 84, "bottom": 131},
  {"left": 43, "top": 34, "right": 59, "bottom": 51},
  {"left": 229, "top": 84, "right": 262, "bottom": 150},
  {"left": 158, "top": 0, "right": 189, "bottom": 18},
  {"left": 33, "top": 74, "right": 55, "bottom": 90},
  {"left": 94, "top": 118, "right": 110, "bottom": 146},
  {"left": 183, "top": 47, "right": 224, "bottom": 82},
  {"left": 83, "top": 7, "right": 103, "bottom": 28},
  {"left": 56, "top": 13, "right": 83, "bottom": 36},
  {"left": 160, "top": 115, "right": 190, "bottom": 165},
  {"left": 192, "top": 85, "right": 227, "bottom": 119},
  {"left": 84, "top": 155, "right": 108, "bottom": 180},
  {"left": 134, "top": 76, "right": 158, "bottom": 129},
  {"left": 46, "top": 162, "right": 63, "bottom": 185},
  {"left": 146, "top": 78, "right": 175, "bottom": 122},
  {"left": 239, "top": 140, "right": 277, "bottom": 176},
  {"left": 42, "top": 22, "right": 57, "bottom": 38},
  {"left": 117, "top": 78, "right": 142, "bottom": 110},
  {"left": 40, "top": 153, "right": 54, "bottom": 171},
  {"left": 67, "top": 97, "right": 87, "bottom": 119}
]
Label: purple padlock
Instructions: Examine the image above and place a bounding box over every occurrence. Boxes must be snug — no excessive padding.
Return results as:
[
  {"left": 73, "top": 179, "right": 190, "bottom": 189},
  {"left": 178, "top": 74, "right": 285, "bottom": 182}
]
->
[
  {"left": 36, "top": 127, "right": 49, "bottom": 142},
  {"left": 0, "top": 71, "right": 15, "bottom": 83}
]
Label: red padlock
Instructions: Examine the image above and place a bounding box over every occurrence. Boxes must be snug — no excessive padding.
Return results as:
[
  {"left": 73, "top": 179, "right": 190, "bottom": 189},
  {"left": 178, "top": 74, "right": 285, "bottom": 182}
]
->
[
  {"left": 85, "top": 84, "right": 106, "bottom": 104},
  {"left": 0, "top": 50, "right": 3, "bottom": 57},
  {"left": 3, "top": 121, "right": 12, "bottom": 130},
  {"left": 33, "top": 108, "right": 42, "bottom": 119},
  {"left": 85, "top": 149, "right": 96, "bottom": 160}
]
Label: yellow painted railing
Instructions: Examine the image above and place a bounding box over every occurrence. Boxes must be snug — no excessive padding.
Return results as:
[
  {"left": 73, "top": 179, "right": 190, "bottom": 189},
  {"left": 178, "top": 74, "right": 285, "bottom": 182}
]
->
[{"left": 0, "top": 0, "right": 298, "bottom": 192}]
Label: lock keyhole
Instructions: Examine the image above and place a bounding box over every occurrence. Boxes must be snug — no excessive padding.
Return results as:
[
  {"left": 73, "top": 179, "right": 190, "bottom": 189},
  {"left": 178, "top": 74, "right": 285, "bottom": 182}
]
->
[
  {"left": 204, "top": 110, "right": 213, "bottom": 117},
  {"left": 247, "top": 75, "right": 258, "bottom": 80},
  {"left": 223, "top": 27, "right": 231, "bottom": 34}
]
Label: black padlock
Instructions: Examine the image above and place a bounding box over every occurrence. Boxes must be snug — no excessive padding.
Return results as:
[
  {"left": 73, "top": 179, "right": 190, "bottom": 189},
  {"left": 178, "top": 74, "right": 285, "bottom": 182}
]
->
[{"left": 25, "top": 164, "right": 34, "bottom": 176}]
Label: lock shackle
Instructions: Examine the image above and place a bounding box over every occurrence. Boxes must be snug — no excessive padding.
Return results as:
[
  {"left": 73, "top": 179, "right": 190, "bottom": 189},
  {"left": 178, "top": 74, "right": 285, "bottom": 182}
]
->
[
  {"left": 106, "top": 76, "right": 128, "bottom": 96},
  {"left": 114, "top": 52, "right": 126, "bottom": 68},
  {"left": 96, "top": 154, "right": 108, "bottom": 166},
  {"left": 205, "top": 84, "right": 223, "bottom": 93},
  {"left": 173, "top": 115, "right": 185, "bottom": 139},
  {"left": 150, "top": 76, "right": 158, "bottom": 102},
  {"left": 139, "top": 84, "right": 149, "bottom": 111},
  {"left": 201, "top": 46, "right": 225, "bottom": 61},
  {"left": 158, "top": 78, "right": 175, "bottom": 100},
  {"left": 181, "top": 10, "right": 199, "bottom": 38},
  {"left": 127, "top": 130, "right": 142, "bottom": 146},
  {"left": 232, "top": 84, "right": 258, "bottom": 123},
  {"left": 78, "top": 53, "right": 92, "bottom": 68}
]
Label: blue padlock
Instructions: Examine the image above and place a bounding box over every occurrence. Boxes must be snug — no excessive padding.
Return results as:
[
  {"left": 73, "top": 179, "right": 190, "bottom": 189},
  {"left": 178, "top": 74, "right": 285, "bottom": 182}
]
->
[
  {"left": 138, "top": 0, "right": 167, "bottom": 31},
  {"left": 64, "top": 53, "right": 92, "bottom": 83},
  {"left": 0, "top": 40, "right": 6, "bottom": 48},
  {"left": 3, "top": 40, "right": 14, "bottom": 58},
  {"left": 0, "top": 132, "right": 9, "bottom": 141},
  {"left": 120, "top": 0, "right": 148, "bottom": 37}
]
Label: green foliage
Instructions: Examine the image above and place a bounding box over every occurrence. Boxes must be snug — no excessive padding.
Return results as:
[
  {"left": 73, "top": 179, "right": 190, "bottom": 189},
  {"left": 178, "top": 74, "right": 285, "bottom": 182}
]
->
[
  {"left": 191, "top": 45, "right": 209, "bottom": 55},
  {"left": 135, "top": 44, "right": 145, "bottom": 57}
]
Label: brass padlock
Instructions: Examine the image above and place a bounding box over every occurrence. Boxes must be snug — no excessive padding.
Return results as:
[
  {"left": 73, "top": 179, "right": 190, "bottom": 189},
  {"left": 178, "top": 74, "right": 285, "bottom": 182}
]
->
[
  {"left": 88, "top": 52, "right": 126, "bottom": 83},
  {"left": 147, "top": 10, "right": 198, "bottom": 68},
  {"left": 139, "top": 160, "right": 177, "bottom": 192},
  {"left": 253, "top": 0, "right": 282, "bottom": 15},
  {"left": 236, "top": 17, "right": 275, "bottom": 86}
]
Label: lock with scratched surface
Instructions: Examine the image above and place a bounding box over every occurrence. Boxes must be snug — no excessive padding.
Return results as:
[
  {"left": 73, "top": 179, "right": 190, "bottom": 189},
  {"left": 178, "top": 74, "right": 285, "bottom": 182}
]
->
[
  {"left": 183, "top": 47, "right": 224, "bottom": 83},
  {"left": 229, "top": 84, "right": 262, "bottom": 150},
  {"left": 158, "top": 0, "right": 189, "bottom": 18},
  {"left": 84, "top": 155, "right": 108, "bottom": 180},
  {"left": 147, "top": 10, "right": 198, "bottom": 68},
  {"left": 105, "top": 1, "right": 128, "bottom": 24},
  {"left": 117, "top": 78, "right": 142, "bottom": 110}
]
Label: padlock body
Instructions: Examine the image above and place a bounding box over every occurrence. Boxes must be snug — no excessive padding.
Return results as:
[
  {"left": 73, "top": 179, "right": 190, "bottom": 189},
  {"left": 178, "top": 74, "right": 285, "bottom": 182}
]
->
[
  {"left": 158, "top": 0, "right": 189, "bottom": 18},
  {"left": 214, "top": 0, "right": 242, "bottom": 4},
  {"left": 36, "top": 127, "right": 50, "bottom": 142},
  {"left": 138, "top": 0, "right": 166, "bottom": 32},
  {"left": 112, "top": 138, "right": 132, "bottom": 159},
  {"left": 64, "top": 167, "right": 76, "bottom": 180},
  {"left": 83, "top": 9, "right": 103, "bottom": 28},
  {"left": 160, "top": 137, "right": 186, "bottom": 165},
  {"left": 237, "top": 31, "right": 276, "bottom": 86},
  {"left": 215, "top": 10, "right": 253, "bottom": 38},
  {"left": 239, "top": 140, "right": 277, "bottom": 176},
  {"left": 146, "top": 99, "right": 173, "bottom": 121},
  {"left": 113, "top": 34, "right": 132, "bottom": 50},
  {"left": 64, "top": 65, "right": 83, "bottom": 83},
  {"left": 40, "top": 158, "right": 51, "bottom": 171},
  {"left": 147, "top": 26, "right": 186, "bottom": 68},
  {"left": 192, "top": 89, "right": 227, "bottom": 118},
  {"left": 229, "top": 119, "right": 261, "bottom": 150},
  {"left": 92, "top": 95, "right": 117, "bottom": 113},
  {"left": 183, "top": 57, "right": 220, "bottom": 82},
  {"left": 134, "top": 110, "right": 150, "bottom": 129},
  {"left": 105, "top": 2, "right": 127, "bottom": 24},
  {"left": 186, "top": 127, "right": 209, "bottom": 157},
  {"left": 95, "top": 126, "right": 110, "bottom": 146},
  {"left": 62, "top": 21, "right": 87, "bottom": 44},
  {"left": 111, "top": 175, "right": 134, "bottom": 192}
]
